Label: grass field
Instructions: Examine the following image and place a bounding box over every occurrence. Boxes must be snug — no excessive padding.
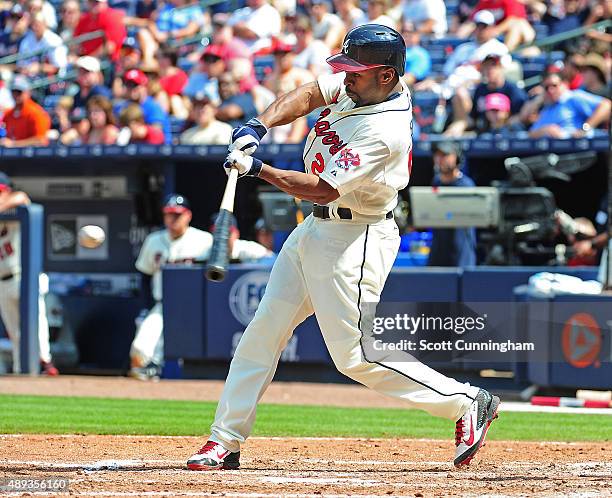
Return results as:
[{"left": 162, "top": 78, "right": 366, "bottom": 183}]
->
[{"left": 2, "top": 394, "right": 611, "bottom": 441}]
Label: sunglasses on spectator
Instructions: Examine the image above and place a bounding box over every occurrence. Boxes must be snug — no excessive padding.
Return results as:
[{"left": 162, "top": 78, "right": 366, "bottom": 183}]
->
[
  {"left": 125, "top": 81, "right": 140, "bottom": 89},
  {"left": 202, "top": 55, "right": 221, "bottom": 63},
  {"left": 11, "top": 89, "right": 23, "bottom": 95},
  {"left": 544, "top": 83, "right": 560, "bottom": 90}
]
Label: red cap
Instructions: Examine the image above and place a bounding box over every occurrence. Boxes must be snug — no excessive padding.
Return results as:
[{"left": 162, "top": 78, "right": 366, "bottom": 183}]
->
[
  {"left": 202, "top": 44, "right": 225, "bottom": 60},
  {"left": 124, "top": 69, "right": 148, "bottom": 86},
  {"left": 272, "top": 38, "right": 295, "bottom": 54}
]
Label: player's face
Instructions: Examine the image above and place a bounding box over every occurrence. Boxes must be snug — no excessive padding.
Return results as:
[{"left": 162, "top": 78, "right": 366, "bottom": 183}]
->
[
  {"left": 343, "top": 67, "right": 396, "bottom": 107},
  {"left": 164, "top": 210, "right": 191, "bottom": 238}
]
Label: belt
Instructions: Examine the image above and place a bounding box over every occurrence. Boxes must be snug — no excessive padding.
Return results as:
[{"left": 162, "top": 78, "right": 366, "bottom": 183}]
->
[
  {"left": 312, "top": 205, "right": 393, "bottom": 221},
  {"left": 0, "top": 273, "right": 15, "bottom": 281}
]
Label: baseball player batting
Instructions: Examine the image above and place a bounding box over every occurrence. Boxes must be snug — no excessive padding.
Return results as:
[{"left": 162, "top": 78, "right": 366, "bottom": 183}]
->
[{"left": 187, "top": 24, "right": 499, "bottom": 470}]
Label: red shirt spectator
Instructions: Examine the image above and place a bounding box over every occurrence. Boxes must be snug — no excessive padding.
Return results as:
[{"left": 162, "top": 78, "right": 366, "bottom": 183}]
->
[
  {"left": 160, "top": 72, "right": 188, "bottom": 96},
  {"left": 2, "top": 77, "right": 51, "bottom": 146},
  {"left": 138, "top": 125, "right": 165, "bottom": 144},
  {"left": 471, "top": 0, "right": 527, "bottom": 22},
  {"left": 73, "top": 0, "right": 126, "bottom": 61}
]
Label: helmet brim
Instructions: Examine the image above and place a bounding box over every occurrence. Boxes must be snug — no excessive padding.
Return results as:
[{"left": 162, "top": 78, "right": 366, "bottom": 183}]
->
[{"left": 326, "top": 53, "right": 385, "bottom": 73}]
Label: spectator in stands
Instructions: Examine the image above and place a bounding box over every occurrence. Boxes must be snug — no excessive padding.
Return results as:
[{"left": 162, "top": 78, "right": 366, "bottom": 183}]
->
[
  {"left": 73, "top": 0, "right": 126, "bottom": 62},
  {"left": 451, "top": 0, "right": 479, "bottom": 31},
  {"left": 59, "top": 106, "right": 89, "bottom": 144},
  {"left": 542, "top": 0, "right": 589, "bottom": 52},
  {"left": 179, "top": 95, "right": 232, "bottom": 145},
  {"left": 118, "top": 68, "right": 171, "bottom": 143},
  {"left": 442, "top": 10, "right": 509, "bottom": 80},
  {"left": 401, "top": 22, "right": 431, "bottom": 86},
  {"left": 228, "top": 0, "right": 282, "bottom": 54},
  {"left": 86, "top": 95, "right": 118, "bottom": 144},
  {"left": 57, "top": 0, "right": 80, "bottom": 42},
  {"left": 402, "top": 0, "right": 447, "bottom": 38},
  {"left": 157, "top": 49, "right": 189, "bottom": 119},
  {"left": 1, "top": 76, "right": 50, "bottom": 147},
  {"left": 208, "top": 13, "right": 250, "bottom": 62},
  {"left": 50, "top": 95, "right": 73, "bottom": 134},
  {"left": 529, "top": 71, "right": 611, "bottom": 138},
  {"left": 0, "top": 5, "right": 28, "bottom": 58},
  {"left": 119, "top": 102, "right": 165, "bottom": 144},
  {"left": 562, "top": 54, "right": 585, "bottom": 90},
  {"left": 228, "top": 57, "right": 276, "bottom": 114},
  {"left": 480, "top": 92, "right": 524, "bottom": 134},
  {"left": 16, "top": 12, "right": 67, "bottom": 77},
  {"left": 579, "top": 53, "right": 610, "bottom": 98},
  {"left": 427, "top": 142, "right": 476, "bottom": 267},
  {"left": 115, "top": 38, "right": 143, "bottom": 76},
  {"left": 216, "top": 73, "right": 258, "bottom": 129},
  {"left": 446, "top": 54, "right": 526, "bottom": 136},
  {"left": 183, "top": 45, "right": 224, "bottom": 103},
  {"left": 263, "top": 39, "right": 312, "bottom": 143},
  {"left": 333, "top": 0, "right": 366, "bottom": 30},
  {"left": 72, "top": 56, "right": 112, "bottom": 108},
  {"left": 364, "top": 0, "right": 396, "bottom": 29},
  {"left": 310, "top": 0, "right": 345, "bottom": 50},
  {"left": 137, "top": 0, "right": 205, "bottom": 70},
  {"left": 458, "top": 0, "right": 535, "bottom": 51},
  {"left": 292, "top": 15, "right": 331, "bottom": 78},
  {"left": 0, "top": 76, "right": 14, "bottom": 118},
  {"left": 26, "top": 0, "right": 58, "bottom": 31}
]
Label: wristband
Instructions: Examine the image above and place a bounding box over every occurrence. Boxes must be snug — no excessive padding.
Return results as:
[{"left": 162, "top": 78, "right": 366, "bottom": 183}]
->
[
  {"left": 250, "top": 157, "right": 263, "bottom": 177},
  {"left": 245, "top": 118, "right": 268, "bottom": 140}
]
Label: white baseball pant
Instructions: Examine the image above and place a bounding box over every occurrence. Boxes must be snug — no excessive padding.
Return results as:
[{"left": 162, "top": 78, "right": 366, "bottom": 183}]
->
[
  {"left": 0, "top": 273, "right": 51, "bottom": 373},
  {"left": 130, "top": 303, "right": 164, "bottom": 368},
  {"left": 210, "top": 215, "right": 479, "bottom": 452}
]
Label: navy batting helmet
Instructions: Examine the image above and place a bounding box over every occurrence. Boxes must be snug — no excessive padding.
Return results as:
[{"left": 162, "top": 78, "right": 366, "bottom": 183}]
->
[{"left": 326, "top": 24, "right": 406, "bottom": 77}]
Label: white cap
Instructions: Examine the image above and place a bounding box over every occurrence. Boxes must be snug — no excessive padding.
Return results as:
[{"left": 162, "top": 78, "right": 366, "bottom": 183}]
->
[
  {"left": 76, "top": 56, "right": 101, "bottom": 72},
  {"left": 473, "top": 10, "right": 495, "bottom": 26}
]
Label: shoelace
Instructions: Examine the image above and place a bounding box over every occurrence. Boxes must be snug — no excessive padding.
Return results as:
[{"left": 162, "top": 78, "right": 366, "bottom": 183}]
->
[
  {"left": 454, "top": 419, "right": 465, "bottom": 447},
  {"left": 196, "top": 441, "right": 218, "bottom": 455}
]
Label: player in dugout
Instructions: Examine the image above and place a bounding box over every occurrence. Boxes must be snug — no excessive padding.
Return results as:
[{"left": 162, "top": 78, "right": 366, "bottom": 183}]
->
[
  {"left": 0, "top": 172, "right": 58, "bottom": 375},
  {"left": 187, "top": 24, "right": 500, "bottom": 471},
  {"left": 128, "top": 194, "right": 212, "bottom": 381}
]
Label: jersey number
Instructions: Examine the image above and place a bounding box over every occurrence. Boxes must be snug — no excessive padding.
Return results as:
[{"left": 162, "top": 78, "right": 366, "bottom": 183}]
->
[
  {"left": 0, "top": 241, "right": 14, "bottom": 260},
  {"left": 311, "top": 153, "right": 325, "bottom": 176}
]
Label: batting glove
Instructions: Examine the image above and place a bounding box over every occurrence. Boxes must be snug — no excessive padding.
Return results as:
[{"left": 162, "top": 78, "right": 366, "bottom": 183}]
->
[
  {"left": 229, "top": 118, "right": 268, "bottom": 155},
  {"left": 224, "top": 149, "right": 263, "bottom": 178}
]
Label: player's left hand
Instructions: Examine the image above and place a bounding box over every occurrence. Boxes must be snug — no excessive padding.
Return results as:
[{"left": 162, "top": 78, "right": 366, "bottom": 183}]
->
[{"left": 224, "top": 150, "right": 263, "bottom": 178}]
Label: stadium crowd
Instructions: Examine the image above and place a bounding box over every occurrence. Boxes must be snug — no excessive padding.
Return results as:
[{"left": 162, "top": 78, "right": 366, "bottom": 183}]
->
[{"left": 0, "top": 0, "right": 609, "bottom": 147}]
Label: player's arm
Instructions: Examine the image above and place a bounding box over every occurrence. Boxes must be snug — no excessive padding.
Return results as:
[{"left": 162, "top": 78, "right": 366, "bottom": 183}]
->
[
  {"left": 225, "top": 150, "right": 339, "bottom": 204},
  {"left": 229, "top": 81, "right": 327, "bottom": 154},
  {"left": 258, "top": 81, "right": 326, "bottom": 128},
  {"left": 0, "top": 191, "right": 31, "bottom": 212}
]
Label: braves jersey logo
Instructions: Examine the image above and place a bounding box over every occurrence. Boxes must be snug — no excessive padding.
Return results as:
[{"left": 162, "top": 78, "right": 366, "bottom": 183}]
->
[
  {"left": 313, "top": 108, "right": 346, "bottom": 156},
  {"left": 334, "top": 148, "right": 360, "bottom": 170}
]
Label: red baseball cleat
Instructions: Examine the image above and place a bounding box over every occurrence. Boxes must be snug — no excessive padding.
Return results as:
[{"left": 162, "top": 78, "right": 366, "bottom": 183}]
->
[
  {"left": 187, "top": 441, "right": 240, "bottom": 471},
  {"left": 454, "top": 389, "right": 500, "bottom": 467}
]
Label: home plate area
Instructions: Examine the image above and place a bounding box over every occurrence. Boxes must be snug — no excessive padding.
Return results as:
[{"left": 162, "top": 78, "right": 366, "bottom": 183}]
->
[{"left": 1, "top": 435, "right": 611, "bottom": 496}]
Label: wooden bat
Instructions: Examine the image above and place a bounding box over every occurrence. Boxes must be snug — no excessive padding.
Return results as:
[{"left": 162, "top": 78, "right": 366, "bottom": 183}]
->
[{"left": 206, "top": 168, "right": 239, "bottom": 282}]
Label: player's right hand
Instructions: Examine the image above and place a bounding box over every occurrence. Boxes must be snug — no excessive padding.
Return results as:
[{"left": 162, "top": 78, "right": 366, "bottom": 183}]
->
[
  {"left": 224, "top": 150, "right": 263, "bottom": 178},
  {"left": 228, "top": 118, "right": 268, "bottom": 155}
]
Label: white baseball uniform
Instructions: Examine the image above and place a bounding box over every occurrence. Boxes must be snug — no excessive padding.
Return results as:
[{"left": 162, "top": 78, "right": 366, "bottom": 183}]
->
[
  {"left": 210, "top": 72, "right": 480, "bottom": 452},
  {"left": 0, "top": 221, "right": 51, "bottom": 373},
  {"left": 130, "top": 226, "right": 213, "bottom": 368}
]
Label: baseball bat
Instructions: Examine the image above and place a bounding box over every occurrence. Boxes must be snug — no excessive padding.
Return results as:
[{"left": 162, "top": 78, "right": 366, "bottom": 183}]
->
[{"left": 206, "top": 168, "right": 239, "bottom": 282}]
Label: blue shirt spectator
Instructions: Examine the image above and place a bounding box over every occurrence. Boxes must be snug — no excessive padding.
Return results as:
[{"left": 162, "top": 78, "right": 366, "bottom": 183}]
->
[
  {"left": 530, "top": 72, "right": 611, "bottom": 138},
  {"left": 401, "top": 24, "right": 431, "bottom": 85},
  {"left": 531, "top": 90, "right": 605, "bottom": 134},
  {"left": 155, "top": 1, "right": 204, "bottom": 33}
]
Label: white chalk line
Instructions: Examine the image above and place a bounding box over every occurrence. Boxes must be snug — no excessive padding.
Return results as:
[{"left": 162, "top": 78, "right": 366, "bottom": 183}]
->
[
  {"left": 0, "top": 493, "right": 394, "bottom": 498},
  {"left": 0, "top": 434, "right": 588, "bottom": 446}
]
